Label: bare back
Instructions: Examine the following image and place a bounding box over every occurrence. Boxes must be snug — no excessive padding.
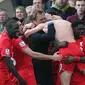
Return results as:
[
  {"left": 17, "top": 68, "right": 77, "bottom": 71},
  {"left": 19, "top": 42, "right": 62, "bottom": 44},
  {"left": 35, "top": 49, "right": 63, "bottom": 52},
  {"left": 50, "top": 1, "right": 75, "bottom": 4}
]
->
[{"left": 53, "top": 20, "right": 75, "bottom": 42}]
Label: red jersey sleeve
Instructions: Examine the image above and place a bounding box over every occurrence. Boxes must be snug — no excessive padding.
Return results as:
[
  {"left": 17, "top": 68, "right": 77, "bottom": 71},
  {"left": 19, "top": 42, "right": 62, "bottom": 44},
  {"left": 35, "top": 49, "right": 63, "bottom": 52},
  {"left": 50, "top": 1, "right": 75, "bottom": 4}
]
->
[
  {"left": 12, "top": 38, "right": 27, "bottom": 51},
  {"left": 0, "top": 39, "right": 12, "bottom": 58}
]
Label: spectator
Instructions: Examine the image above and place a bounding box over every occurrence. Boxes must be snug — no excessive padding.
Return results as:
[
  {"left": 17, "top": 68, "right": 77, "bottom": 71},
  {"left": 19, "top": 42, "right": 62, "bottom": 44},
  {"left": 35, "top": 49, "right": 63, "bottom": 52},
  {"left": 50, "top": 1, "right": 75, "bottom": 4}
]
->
[
  {"left": 25, "top": 5, "right": 32, "bottom": 17},
  {"left": 68, "top": 0, "right": 76, "bottom": 7},
  {"left": 45, "top": 0, "right": 56, "bottom": 9},
  {"left": 46, "top": 0, "right": 76, "bottom": 19},
  {"left": 12, "top": 6, "right": 27, "bottom": 24},
  {"left": 67, "top": 0, "right": 85, "bottom": 23},
  {"left": 32, "top": 0, "right": 45, "bottom": 10},
  {"left": 0, "top": 8, "right": 8, "bottom": 34}
]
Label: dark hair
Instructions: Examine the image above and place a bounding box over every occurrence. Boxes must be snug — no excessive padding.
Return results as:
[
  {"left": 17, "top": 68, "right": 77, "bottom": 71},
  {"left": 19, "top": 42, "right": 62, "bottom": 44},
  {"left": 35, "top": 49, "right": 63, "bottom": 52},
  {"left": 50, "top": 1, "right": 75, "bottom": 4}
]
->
[
  {"left": 5, "top": 19, "right": 19, "bottom": 39},
  {"left": 72, "top": 20, "right": 85, "bottom": 29},
  {"left": 75, "top": 0, "right": 85, "bottom": 5}
]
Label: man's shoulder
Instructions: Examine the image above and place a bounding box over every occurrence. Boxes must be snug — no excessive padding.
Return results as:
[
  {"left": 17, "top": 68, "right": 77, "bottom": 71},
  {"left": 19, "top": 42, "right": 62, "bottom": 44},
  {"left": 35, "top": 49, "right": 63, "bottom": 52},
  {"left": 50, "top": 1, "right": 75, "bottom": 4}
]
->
[{"left": 0, "top": 33, "right": 10, "bottom": 41}]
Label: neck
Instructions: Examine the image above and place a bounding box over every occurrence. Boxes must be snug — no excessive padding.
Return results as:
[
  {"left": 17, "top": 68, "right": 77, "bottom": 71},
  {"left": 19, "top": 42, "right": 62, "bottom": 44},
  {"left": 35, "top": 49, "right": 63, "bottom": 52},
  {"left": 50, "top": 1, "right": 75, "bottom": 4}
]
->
[
  {"left": 77, "top": 12, "right": 84, "bottom": 19},
  {"left": 0, "top": 24, "right": 3, "bottom": 28}
]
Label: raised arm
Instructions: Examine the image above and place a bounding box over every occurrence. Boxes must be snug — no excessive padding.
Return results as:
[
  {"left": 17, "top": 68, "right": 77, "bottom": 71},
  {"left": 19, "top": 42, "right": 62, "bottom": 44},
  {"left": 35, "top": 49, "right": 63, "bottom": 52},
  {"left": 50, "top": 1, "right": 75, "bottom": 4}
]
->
[{"left": 24, "top": 23, "right": 45, "bottom": 37}]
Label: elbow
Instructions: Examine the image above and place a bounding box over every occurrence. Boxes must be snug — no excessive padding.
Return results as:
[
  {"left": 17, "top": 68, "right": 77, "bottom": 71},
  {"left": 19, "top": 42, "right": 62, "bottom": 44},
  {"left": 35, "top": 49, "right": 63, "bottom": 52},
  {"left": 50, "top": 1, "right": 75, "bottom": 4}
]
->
[{"left": 28, "top": 51, "right": 36, "bottom": 58}]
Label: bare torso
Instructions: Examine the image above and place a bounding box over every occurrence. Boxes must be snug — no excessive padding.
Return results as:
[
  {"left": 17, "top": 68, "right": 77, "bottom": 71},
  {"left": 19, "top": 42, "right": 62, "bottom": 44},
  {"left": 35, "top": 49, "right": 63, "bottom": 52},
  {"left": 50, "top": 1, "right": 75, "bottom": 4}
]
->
[{"left": 53, "top": 20, "right": 75, "bottom": 42}]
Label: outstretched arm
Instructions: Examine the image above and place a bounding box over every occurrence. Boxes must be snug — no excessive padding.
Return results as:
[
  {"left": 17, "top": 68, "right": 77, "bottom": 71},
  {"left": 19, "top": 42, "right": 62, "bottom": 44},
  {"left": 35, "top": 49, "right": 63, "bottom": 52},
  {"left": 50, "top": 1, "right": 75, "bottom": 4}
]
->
[{"left": 22, "top": 47, "right": 62, "bottom": 61}]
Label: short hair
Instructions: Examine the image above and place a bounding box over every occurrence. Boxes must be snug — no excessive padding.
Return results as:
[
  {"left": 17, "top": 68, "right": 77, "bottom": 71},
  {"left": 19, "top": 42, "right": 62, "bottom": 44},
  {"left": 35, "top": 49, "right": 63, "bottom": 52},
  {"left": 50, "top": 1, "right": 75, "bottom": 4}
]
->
[
  {"left": 0, "top": 8, "right": 8, "bottom": 16},
  {"left": 72, "top": 20, "right": 85, "bottom": 29},
  {"left": 74, "top": 0, "right": 85, "bottom": 5},
  {"left": 15, "top": 6, "right": 25, "bottom": 12},
  {"left": 25, "top": 5, "right": 32, "bottom": 13},
  {"left": 5, "top": 19, "right": 19, "bottom": 33},
  {"left": 15, "top": 6, "right": 27, "bottom": 19},
  {"left": 29, "top": 8, "right": 44, "bottom": 21}
]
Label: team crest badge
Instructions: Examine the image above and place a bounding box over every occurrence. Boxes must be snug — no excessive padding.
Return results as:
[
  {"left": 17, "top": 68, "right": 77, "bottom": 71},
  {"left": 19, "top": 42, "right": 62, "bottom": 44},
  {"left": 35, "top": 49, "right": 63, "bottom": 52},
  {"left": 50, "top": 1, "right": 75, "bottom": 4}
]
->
[{"left": 5, "top": 49, "right": 10, "bottom": 54}]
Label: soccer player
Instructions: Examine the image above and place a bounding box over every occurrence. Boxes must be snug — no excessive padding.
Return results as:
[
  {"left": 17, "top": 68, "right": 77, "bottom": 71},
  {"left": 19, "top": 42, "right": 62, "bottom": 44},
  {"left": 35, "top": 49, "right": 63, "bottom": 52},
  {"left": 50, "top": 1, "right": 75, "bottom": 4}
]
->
[{"left": 0, "top": 19, "right": 26, "bottom": 85}]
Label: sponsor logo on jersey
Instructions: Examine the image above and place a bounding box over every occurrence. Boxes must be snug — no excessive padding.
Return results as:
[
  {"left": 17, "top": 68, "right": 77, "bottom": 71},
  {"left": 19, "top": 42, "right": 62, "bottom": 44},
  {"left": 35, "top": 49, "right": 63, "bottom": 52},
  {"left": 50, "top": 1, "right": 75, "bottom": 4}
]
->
[{"left": 19, "top": 41, "right": 25, "bottom": 47}]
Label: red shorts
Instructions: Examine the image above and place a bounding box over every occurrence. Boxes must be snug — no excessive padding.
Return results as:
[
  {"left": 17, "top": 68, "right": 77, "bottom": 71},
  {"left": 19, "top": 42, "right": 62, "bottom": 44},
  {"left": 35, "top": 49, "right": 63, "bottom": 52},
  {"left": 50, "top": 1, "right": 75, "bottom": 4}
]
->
[
  {"left": 59, "top": 62, "right": 75, "bottom": 73},
  {"left": 11, "top": 68, "right": 37, "bottom": 85},
  {"left": 58, "top": 42, "right": 84, "bottom": 73}
]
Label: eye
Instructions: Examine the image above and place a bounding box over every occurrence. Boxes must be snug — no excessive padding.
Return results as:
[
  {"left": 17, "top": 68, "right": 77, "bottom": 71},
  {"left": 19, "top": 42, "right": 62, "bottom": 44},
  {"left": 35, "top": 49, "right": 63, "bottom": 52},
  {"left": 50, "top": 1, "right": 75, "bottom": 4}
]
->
[{"left": 77, "top": 4, "right": 80, "bottom": 6}]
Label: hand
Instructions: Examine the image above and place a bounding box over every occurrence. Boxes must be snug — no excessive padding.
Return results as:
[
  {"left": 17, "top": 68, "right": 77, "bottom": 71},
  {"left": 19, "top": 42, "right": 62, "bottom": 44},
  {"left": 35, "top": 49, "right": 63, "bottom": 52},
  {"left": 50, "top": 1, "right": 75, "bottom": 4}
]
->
[
  {"left": 52, "top": 52, "right": 62, "bottom": 61},
  {"left": 45, "top": 13, "right": 52, "bottom": 20},
  {"left": 24, "top": 29, "right": 31, "bottom": 37},
  {"left": 23, "top": 23, "right": 33, "bottom": 33},
  {"left": 43, "top": 24, "right": 48, "bottom": 33},
  {"left": 52, "top": 15, "right": 62, "bottom": 20},
  {"left": 64, "top": 56, "right": 75, "bottom": 64},
  {"left": 18, "top": 77, "right": 26, "bottom": 85}
]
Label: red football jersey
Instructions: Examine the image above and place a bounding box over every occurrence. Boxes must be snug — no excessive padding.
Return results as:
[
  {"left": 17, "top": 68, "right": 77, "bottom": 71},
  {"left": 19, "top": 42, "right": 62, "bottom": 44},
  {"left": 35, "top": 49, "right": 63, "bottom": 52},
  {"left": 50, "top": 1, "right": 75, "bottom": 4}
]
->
[{"left": 12, "top": 37, "right": 33, "bottom": 70}]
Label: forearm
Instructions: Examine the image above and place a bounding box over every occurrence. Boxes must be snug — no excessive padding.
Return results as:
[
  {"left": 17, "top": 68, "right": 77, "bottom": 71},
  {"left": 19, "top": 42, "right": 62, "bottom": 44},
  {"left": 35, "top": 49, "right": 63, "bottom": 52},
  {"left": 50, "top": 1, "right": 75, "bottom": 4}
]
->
[
  {"left": 3, "top": 57, "right": 22, "bottom": 80},
  {"left": 25, "top": 24, "right": 44, "bottom": 36},
  {"left": 31, "top": 52, "right": 53, "bottom": 60},
  {"left": 23, "top": 47, "right": 53, "bottom": 60},
  {"left": 48, "top": 47, "right": 59, "bottom": 55},
  {"left": 64, "top": 56, "right": 85, "bottom": 64},
  {"left": 70, "top": 56, "right": 85, "bottom": 63}
]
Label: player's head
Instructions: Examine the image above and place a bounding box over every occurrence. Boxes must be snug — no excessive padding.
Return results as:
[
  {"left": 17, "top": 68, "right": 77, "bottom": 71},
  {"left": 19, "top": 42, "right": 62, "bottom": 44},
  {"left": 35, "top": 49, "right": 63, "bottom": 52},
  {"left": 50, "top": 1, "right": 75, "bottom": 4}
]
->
[
  {"left": 29, "top": 8, "right": 47, "bottom": 25},
  {"left": 5, "top": 19, "right": 20, "bottom": 39},
  {"left": 72, "top": 20, "right": 85, "bottom": 39}
]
